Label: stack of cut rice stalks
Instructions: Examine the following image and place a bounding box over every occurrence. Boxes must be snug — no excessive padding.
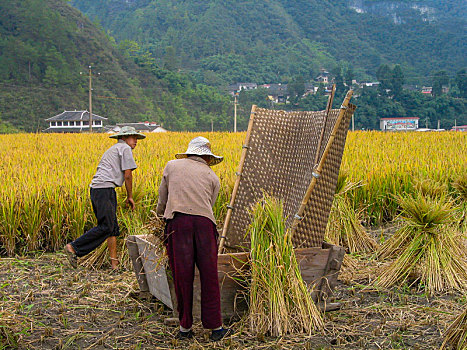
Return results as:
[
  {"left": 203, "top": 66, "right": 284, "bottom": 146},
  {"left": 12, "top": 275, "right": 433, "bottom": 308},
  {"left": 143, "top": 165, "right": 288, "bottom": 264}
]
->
[
  {"left": 326, "top": 173, "right": 378, "bottom": 278},
  {"left": 326, "top": 173, "right": 378, "bottom": 254},
  {"left": 452, "top": 173, "right": 467, "bottom": 233},
  {"left": 248, "top": 194, "right": 323, "bottom": 337},
  {"left": 441, "top": 308, "right": 467, "bottom": 350},
  {"left": 376, "top": 182, "right": 467, "bottom": 295}
]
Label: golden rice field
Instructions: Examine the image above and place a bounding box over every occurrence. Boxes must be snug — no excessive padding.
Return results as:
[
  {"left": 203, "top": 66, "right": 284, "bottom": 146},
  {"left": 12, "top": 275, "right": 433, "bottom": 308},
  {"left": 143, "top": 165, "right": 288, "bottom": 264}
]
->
[{"left": 0, "top": 131, "right": 466, "bottom": 256}]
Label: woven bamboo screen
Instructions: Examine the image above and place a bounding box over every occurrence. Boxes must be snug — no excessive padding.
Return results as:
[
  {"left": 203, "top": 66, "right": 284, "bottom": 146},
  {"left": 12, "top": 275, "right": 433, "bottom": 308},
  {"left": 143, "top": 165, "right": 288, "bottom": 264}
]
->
[{"left": 223, "top": 104, "right": 356, "bottom": 251}]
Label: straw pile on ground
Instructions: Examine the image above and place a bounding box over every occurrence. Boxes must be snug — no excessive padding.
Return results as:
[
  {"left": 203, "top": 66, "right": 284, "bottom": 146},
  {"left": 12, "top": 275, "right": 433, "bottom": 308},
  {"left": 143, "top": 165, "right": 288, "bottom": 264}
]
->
[
  {"left": 441, "top": 308, "right": 467, "bottom": 350},
  {"left": 326, "top": 173, "right": 378, "bottom": 254},
  {"left": 376, "top": 191, "right": 467, "bottom": 295},
  {"left": 247, "top": 195, "right": 323, "bottom": 337}
]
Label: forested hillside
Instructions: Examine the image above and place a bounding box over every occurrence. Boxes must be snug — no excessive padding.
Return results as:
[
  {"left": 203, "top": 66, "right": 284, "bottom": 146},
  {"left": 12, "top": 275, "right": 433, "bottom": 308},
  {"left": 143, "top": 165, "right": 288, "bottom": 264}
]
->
[
  {"left": 0, "top": 0, "right": 233, "bottom": 131},
  {"left": 70, "top": 0, "right": 466, "bottom": 85},
  {"left": 1, "top": 0, "right": 465, "bottom": 132}
]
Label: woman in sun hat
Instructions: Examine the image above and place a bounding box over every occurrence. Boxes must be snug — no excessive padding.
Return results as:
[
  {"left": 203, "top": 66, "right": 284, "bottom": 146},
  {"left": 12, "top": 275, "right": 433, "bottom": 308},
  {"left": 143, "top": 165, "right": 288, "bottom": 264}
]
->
[
  {"left": 64, "top": 126, "right": 145, "bottom": 271},
  {"left": 156, "top": 136, "right": 231, "bottom": 341}
]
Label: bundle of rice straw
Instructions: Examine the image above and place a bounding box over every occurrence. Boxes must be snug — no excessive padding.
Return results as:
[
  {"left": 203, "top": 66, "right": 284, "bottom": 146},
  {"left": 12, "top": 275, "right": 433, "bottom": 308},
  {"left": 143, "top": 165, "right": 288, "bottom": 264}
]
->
[
  {"left": 452, "top": 173, "right": 467, "bottom": 232},
  {"left": 248, "top": 194, "right": 323, "bottom": 337},
  {"left": 376, "top": 193, "right": 467, "bottom": 295},
  {"left": 441, "top": 308, "right": 467, "bottom": 350},
  {"left": 325, "top": 173, "right": 378, "bottom": 254}
]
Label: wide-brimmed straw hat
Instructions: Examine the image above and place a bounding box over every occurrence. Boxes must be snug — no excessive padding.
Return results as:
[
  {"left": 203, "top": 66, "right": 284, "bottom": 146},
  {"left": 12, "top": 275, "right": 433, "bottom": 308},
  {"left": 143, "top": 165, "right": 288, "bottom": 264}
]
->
[
  {"left": 109, "top": 126, "right": 146, "bottom": 139},
  {"left": 175, "top": 136, "right": 223, "bottom": 165}
]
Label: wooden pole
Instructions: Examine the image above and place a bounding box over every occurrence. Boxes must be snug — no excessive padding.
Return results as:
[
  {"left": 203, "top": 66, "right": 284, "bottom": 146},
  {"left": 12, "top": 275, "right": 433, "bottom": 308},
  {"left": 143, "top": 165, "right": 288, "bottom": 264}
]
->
[
  {"left": 289, "top": 90, "right": 353, "bottom": 240},
  {"left": 314, "top": 84, "right": 335, "bottom": 167},
  {"left": 88, "top": 65, "right": 93, "bottom": 133},
  {"left": 218, "top": 105, "right": 257, "bottom": 254}
]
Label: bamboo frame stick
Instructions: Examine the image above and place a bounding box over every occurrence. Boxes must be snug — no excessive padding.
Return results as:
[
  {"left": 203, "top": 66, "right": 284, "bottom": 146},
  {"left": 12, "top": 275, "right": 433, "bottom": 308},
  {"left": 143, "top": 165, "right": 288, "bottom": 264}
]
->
[
  {"left": 289, "top": 90, "right": 353, "bottom": 240},
  {"left": 218, "top": 105, "right": 257, "bottom": 254},
  {"left": 314, "top": 84, "right": 336, "bottom": 167}
]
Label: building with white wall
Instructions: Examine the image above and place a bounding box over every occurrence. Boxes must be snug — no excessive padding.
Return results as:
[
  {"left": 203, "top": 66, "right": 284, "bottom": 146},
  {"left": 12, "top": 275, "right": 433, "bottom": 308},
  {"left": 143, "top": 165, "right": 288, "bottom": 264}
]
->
[
  {"left": 44, "top": 110, "right": 107, "bottom": 133},
  {"left": 380, "top": 117, "right": 419, "bottom": 131}
]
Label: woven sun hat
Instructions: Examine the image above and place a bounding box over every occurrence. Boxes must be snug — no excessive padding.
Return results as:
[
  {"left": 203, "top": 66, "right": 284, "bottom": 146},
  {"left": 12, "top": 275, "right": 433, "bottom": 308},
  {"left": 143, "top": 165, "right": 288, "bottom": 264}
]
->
[
  {"left": 175, "top": 136, "right": 223, "bottom": 165},
  {"left": 109, "top": 126, "right": 146, "bottom": 139}
]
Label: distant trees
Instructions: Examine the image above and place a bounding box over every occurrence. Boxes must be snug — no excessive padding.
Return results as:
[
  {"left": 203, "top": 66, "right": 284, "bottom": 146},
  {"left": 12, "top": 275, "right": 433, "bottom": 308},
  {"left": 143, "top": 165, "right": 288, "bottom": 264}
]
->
[
  {"left": 345, "top": 67, "right": 354, "bottom": 89},
  {"left": 376, "top": 64, "right": 405, "bottom": 97},
  {"left": 432, "top": 70, "right": 449, "bottom": 97},
  {"left": 455, "top": 69, "right": 467, "bottom": 98},
  {"left": 163, "top": 46, "right": 179, "bottom": 71},
  {"left": 376, "top": 64, "right": 392, "bottom": 94},
  {"left": 0, "top": 121, "right": 19, "bottom": 134},
  {"left": 287, "top": 75, "right": 305, "bottom": 103},
  {"left": 391, "top": 65, "right": 404, "bottom": 97}
]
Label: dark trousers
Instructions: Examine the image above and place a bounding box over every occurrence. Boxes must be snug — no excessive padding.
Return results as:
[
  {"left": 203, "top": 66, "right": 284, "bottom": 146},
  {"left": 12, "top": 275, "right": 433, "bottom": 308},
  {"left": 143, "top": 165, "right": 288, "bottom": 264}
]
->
[
  {"left": 71, "top": 187, "right": 119, "bottom": 257},
  {"left": 165, "top": 213, "right": 221, "bottom": 330}
]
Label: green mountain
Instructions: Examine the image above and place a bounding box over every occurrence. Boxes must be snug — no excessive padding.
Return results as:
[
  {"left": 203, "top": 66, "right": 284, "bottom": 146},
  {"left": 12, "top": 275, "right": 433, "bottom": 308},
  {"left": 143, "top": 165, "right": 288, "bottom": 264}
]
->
[
  {"left": 1, "top": 0, "right": 465, "bottom": 132},
  {"left": 70, "top": 0, "right": 466, "bottom": 85},
  {"left": 0, "top": 0, "right": 233, "bottom": 132}
]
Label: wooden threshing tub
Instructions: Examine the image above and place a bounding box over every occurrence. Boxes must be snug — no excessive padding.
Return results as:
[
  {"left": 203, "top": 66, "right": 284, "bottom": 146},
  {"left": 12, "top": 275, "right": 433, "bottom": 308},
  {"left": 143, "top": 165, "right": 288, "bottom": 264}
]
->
[{"left": 127, "top": 235, "right": 344, "bottom": 320}]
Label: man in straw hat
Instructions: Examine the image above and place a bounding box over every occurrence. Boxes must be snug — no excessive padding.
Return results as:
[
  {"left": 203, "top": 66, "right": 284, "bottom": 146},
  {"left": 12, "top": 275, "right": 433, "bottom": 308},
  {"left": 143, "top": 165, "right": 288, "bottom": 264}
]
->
[
  {"left": 156, "top": 136, "right": 231, "bottom": 341},
  {"left": 64, "top": 126, "right": 145, "bottom": 270}
]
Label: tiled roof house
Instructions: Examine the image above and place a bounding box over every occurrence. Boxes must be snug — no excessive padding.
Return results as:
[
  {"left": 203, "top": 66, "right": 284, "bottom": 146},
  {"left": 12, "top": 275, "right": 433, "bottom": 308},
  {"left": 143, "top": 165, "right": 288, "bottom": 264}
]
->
[{"left": 44, "top": 110, "right": 107, "bottom": 133}]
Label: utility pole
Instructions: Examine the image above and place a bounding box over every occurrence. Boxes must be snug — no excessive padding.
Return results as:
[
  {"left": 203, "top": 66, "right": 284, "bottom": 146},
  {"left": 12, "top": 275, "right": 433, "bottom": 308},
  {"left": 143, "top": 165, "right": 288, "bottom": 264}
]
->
[
  {"left": 233, "top": 93, "right": 238, "bottom": 132},
  {"left": 81, "top": 65, "right": 100, "bottom": 133},
  {"left": 352, "top": 114, "right": 355, "bottom": 131},
  {"left": 88, "top": 65, "right": 93, "bottom": 133},
  {"left": 437, "top": 119, "right": 440, "bottom": 130}
]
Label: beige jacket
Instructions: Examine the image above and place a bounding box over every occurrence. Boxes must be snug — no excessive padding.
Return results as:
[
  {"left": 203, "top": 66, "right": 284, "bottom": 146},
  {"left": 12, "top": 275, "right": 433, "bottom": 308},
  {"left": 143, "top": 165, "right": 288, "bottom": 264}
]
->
[{"left": 156, "top": 156, "right": 220, "bottom": 224}]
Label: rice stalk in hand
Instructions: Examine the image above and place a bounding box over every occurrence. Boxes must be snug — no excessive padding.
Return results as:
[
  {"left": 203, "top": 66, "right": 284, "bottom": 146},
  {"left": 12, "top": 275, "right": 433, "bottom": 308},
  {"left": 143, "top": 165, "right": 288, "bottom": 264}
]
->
[
  {"left": 376, "top": 193, "right": 467, "bottom": 295},
  {"left": 248, "top": 194, "right": 323, "bottom": 337},
  {"left": 142, "top": 211, "right": 165, "bottom": 242},
  {"left": 441, "top": 308, "right": 467, "bottom": 350},
  {"left": 326, "top": 173, "right": 378, "bottom": 253}
]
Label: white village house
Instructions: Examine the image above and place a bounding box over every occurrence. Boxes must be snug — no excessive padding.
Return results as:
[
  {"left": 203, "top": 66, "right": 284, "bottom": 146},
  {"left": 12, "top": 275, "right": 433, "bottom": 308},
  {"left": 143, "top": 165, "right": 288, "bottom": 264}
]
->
[{"left": 44, "top": 110, "right": 107, "bottom": 133}]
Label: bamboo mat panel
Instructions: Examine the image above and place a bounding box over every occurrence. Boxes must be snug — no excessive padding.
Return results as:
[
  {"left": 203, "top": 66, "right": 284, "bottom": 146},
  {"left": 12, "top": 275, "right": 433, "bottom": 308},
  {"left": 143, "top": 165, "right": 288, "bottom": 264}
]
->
[{"left": 224, "top": 105, "right": 355, "bottom": 251}]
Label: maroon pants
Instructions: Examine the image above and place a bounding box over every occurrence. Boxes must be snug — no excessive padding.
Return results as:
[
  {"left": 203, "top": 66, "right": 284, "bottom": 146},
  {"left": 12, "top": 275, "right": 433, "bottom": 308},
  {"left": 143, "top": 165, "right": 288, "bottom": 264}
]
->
[{"left": 165, "top": 213, "right": 222, "bottom": 329}]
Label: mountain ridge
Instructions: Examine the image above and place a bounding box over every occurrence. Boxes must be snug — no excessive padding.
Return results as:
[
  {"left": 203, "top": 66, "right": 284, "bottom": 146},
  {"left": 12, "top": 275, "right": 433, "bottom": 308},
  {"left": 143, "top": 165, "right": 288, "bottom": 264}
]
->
[{"left": 70, "top": 0, "right": 467, "bottom": 85}]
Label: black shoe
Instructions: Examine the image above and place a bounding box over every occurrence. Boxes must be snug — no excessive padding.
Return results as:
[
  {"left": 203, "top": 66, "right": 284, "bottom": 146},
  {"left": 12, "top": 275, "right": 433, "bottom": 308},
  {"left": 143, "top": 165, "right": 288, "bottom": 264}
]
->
[
  {"left": 64, "top": 246, "right": 78, "bottom": 268},
  {"left": 175, "top": 330, "right": 194, "bottom": 339},
  {"left": 210, "top": 328, "right": 232, "bottom": 341}
]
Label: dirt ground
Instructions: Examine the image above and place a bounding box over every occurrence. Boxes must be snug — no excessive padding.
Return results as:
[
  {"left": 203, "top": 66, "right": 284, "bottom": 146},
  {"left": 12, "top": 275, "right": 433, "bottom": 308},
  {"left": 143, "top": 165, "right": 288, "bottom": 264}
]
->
[{"left": 0, "top": 253, "right": 464, "bottom": 350}]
